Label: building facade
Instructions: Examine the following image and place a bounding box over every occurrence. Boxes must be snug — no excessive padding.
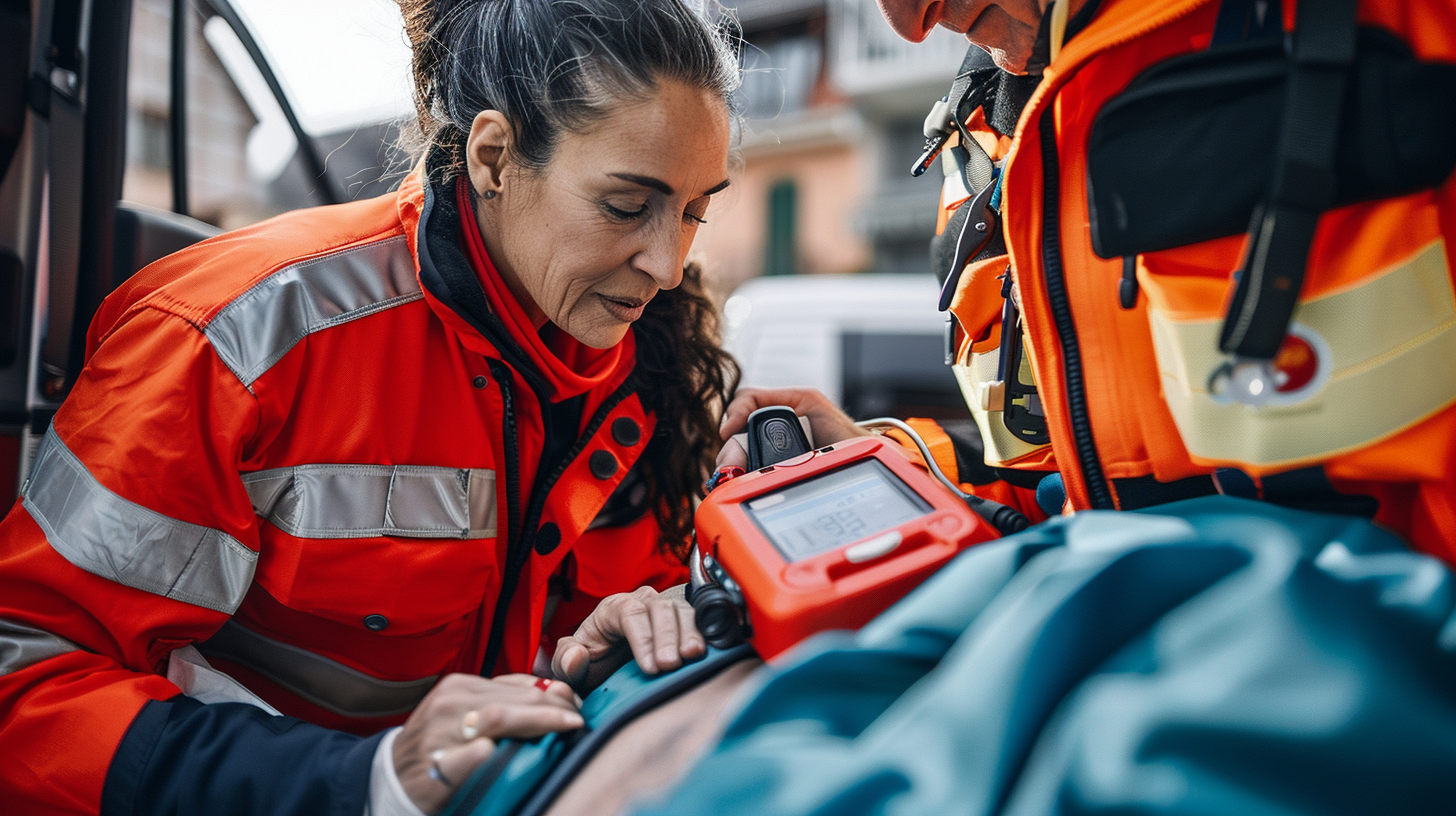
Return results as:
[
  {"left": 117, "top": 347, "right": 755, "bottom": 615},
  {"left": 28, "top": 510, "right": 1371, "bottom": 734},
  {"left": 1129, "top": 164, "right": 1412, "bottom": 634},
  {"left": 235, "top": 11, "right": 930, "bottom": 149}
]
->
[{"left": 693, "top": 0, "right": 967, "bottom": 296}]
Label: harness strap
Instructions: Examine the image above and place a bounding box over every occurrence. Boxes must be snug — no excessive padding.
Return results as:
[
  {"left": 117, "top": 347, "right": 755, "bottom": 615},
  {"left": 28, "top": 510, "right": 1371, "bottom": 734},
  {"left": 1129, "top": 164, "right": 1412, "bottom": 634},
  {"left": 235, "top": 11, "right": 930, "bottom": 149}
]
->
[{"left": 1218, "top": 0, "right": 1358, "bottom": 361}]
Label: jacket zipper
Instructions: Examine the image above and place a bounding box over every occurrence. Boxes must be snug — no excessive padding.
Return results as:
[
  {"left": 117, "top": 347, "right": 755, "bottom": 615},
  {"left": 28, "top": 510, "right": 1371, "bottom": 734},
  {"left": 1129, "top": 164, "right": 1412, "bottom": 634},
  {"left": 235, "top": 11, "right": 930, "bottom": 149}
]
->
[
  {"left": 481, "top": 358, "right": 526, "bottom": 675},
  {"left": 479, "top": 365, "right": 639, "bottom": 675},
  {"left": 1038, "top": 107, "right": 1114, "bottom": 510}
]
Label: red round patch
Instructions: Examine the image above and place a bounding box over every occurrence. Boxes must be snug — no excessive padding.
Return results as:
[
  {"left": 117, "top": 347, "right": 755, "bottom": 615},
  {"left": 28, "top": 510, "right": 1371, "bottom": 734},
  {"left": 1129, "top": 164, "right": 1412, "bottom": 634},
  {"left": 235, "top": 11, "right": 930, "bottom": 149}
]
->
[{"left": 1274, "top": 334, "right": 1319, "bottom": 393}]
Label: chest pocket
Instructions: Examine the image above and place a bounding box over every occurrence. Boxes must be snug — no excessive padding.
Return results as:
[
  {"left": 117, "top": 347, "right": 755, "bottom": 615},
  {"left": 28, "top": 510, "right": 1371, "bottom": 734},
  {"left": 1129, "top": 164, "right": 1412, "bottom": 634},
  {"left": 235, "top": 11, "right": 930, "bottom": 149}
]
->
[{"left": 243, "top": 464, "right": 498, "bottom": 634}]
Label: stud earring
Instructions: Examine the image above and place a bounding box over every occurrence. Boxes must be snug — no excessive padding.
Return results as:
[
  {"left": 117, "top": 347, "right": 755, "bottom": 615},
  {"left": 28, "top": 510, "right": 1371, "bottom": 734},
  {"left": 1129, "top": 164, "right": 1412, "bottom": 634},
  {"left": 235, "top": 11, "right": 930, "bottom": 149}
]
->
[{"left": 482, "top": 190, "right": 497, "bottom": 200}]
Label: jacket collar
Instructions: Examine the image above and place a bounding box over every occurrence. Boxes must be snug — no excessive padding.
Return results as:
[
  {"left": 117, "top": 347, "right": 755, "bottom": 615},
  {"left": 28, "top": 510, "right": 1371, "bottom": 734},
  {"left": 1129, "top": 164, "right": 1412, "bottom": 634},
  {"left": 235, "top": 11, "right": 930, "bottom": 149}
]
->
[{"left": 398, "top": 166, "right": 638, "bottom": 403}]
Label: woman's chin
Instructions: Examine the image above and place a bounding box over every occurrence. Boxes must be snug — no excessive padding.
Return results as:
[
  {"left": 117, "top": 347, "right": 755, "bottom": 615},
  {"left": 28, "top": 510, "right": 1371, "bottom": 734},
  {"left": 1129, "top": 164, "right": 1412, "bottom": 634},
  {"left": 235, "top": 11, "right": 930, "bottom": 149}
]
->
[{"left": 563, "top": 321, "right": 632, "bottom": 350}]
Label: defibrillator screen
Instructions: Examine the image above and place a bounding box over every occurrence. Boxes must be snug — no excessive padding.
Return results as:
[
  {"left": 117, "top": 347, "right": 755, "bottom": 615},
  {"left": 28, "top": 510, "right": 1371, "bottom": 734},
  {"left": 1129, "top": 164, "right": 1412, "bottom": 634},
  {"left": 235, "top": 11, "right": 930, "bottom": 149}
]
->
[{"left": 744, "top": 459, "right": 932, "bottom": 563}]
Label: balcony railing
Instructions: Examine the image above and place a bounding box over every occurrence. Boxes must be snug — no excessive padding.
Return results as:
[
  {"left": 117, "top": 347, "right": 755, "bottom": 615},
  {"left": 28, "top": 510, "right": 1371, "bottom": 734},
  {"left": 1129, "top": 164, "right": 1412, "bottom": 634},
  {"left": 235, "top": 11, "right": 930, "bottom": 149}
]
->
[{"left": 829, "top": 0, "right": 968, "bottom": 97}]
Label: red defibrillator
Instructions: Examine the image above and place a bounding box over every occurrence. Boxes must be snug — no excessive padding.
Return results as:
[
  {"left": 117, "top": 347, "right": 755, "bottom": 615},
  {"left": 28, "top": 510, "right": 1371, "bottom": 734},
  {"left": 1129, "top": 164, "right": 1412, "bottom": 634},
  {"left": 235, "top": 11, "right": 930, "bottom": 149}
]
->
[{"left": 688, "top": 409, "right": 999, "bottom": 660}]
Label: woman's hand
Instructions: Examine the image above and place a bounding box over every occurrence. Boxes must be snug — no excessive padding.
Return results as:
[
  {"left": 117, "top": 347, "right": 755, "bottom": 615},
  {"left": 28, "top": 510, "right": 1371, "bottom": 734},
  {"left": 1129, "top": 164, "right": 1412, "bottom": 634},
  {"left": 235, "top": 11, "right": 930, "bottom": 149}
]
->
[
  {"left": 552, "top": 585, "right": 704, "bottom": 695},
  {"left": 393, "top": 673, "right": 583, "bottom": 814},
  {"left": 717, "top": 387, "right": 873, "bottom": 469}
]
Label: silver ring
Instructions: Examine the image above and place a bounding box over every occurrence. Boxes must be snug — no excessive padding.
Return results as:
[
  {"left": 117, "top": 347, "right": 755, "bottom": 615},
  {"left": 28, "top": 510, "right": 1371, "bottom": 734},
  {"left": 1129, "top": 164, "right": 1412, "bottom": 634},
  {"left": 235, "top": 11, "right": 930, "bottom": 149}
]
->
[{"left": 428, "top": 750, "right": 455, "bottom": 787}]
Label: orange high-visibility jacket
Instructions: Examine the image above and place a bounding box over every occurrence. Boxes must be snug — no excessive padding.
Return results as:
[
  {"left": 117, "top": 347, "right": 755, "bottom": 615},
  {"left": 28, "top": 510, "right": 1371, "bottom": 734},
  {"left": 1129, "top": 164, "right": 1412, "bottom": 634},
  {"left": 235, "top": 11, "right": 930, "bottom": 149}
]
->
[
  {"left": 939, "top": 0, "right": 1456, "bottom": 559},
  {"left": 0, "top": 171, "right": 687, "bottom": 815}
]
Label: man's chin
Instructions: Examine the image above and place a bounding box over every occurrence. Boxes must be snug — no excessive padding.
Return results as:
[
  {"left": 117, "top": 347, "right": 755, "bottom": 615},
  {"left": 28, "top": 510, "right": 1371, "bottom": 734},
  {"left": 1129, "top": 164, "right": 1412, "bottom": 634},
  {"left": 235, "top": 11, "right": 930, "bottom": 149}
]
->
[{"left": 974, "top": 42, "right": 1032, "bottom": 75}]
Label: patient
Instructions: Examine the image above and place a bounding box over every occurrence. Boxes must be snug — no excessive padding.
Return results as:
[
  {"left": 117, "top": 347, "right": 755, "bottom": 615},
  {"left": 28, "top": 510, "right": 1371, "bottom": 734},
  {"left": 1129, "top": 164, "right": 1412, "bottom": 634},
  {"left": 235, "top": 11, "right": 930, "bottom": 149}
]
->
[{"left": 455, "top": 497, "right": 1456, "bottom": 816}]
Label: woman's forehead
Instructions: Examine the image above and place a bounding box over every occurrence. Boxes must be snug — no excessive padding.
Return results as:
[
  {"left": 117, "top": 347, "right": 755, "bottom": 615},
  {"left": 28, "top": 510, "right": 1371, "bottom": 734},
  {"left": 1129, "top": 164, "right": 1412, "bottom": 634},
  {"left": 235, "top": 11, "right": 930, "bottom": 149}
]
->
[{"left": 553, "top": 82, "right": 731, "bottom": 192}]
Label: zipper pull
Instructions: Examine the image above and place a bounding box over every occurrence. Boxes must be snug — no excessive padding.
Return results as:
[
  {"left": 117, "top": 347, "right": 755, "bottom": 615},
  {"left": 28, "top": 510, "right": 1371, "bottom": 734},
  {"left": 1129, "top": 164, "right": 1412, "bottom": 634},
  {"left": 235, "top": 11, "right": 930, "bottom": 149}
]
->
[{"left": 1118, "top": 255, "right": 1139, "bottom": 309}]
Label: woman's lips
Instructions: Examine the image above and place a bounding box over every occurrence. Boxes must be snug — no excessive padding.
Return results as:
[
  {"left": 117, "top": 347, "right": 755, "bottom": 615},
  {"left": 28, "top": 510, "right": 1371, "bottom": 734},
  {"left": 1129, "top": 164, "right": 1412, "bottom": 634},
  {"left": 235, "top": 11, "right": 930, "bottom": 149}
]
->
[{"left": 598, "top": 293, "right": 649, "bottom": 322}]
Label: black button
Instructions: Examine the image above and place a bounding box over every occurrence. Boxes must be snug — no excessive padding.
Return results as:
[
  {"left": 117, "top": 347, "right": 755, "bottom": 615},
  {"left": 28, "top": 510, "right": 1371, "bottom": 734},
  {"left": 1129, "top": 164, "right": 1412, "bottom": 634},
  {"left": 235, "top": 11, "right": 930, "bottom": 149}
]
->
[
  {"left": 611, "top": 417, "right": 641, "bottom": 447},
  {"left": 363, "top": 614, "right": 389, "bottom": 631},
  {"left": 589, "top": 450, "right": 619, "bottom": 480},
  {"left": 472, "top": 375, "right": 488, "bottom": 389},
  {"left": 534, "top": 522, "right": 561, "bottom": 555}
]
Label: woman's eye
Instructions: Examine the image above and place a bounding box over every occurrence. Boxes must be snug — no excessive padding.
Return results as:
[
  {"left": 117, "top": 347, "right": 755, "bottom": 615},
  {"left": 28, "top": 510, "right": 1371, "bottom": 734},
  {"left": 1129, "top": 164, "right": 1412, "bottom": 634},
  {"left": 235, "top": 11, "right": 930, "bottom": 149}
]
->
[
  {"left": 602, "top": 201, "right": 649, "bottom": 221},
  {"left": 683, "top": 199, "right": 710, "bottom": 225}
]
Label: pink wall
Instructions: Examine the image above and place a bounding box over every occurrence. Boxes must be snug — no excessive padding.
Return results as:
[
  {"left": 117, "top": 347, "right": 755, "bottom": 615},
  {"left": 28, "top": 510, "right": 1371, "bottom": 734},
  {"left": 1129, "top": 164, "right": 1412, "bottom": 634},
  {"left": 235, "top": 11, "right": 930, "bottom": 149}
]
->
[{"left": 692, "top": 137, "right": 872, "bottom": 300}]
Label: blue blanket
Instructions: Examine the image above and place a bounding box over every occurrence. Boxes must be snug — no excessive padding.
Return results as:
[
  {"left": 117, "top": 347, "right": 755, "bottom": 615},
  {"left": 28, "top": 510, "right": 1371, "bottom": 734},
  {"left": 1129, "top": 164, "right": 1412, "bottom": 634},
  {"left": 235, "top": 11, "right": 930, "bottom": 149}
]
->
[{"left": 637, "top": 497, "right": 1456, "bottom": 815}]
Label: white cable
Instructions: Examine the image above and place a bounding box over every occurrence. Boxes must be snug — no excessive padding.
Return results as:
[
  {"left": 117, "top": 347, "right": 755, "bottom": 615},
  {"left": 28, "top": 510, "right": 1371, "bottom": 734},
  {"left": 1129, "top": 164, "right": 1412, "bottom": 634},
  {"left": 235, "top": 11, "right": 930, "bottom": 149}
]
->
[{"left": 856, "top": 417, "right": 973, "bottom": 501}]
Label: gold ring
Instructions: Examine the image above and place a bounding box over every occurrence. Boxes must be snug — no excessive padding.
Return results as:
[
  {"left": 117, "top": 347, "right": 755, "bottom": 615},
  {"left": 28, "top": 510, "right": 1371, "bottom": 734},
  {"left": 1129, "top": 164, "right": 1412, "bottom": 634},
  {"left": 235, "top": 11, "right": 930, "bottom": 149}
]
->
[{"left": 460, "top": 709, "right": 481, "bottom": 742}]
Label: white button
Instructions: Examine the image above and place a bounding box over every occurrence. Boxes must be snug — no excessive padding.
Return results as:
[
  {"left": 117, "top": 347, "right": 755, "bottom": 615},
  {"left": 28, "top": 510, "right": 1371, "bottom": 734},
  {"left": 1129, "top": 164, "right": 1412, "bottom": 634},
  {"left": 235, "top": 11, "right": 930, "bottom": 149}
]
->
[{"left": 844, "top": 531, "right": 903, "bottom": 563}]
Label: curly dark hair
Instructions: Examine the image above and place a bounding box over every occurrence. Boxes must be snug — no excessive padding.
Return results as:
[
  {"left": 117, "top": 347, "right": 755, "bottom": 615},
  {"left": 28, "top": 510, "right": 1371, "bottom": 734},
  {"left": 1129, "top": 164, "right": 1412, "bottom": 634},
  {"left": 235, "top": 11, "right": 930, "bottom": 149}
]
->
[
  {"left": 399, "top": 0, "right": 742, "bottom": 557},
  {"left": 633, "top": 261, "right": 740, "bottom": 556}
]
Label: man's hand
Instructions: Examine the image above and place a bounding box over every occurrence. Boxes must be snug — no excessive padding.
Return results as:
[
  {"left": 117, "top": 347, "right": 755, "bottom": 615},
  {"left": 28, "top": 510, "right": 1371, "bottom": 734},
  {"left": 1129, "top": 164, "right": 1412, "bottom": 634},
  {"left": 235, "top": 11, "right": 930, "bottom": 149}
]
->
[
  {"left": 552, "top": 585, "right": 704, "bottom": 695},
  {"left": 718, "top": 387, "right": 874, "bottom": 469},
  {"left": 393, "top": 673, "right": 582, "bottom": 814}
]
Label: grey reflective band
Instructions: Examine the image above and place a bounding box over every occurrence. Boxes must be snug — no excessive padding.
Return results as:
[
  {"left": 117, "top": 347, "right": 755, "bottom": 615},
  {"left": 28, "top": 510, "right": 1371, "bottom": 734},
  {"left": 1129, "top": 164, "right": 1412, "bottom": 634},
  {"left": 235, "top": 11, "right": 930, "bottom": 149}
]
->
[
  {"left": 22, "top": 427, "right": 258, "bottom": 614},
  {"left": 0, "top": 618, "right": 79, "bottom": 676},
  {"left": 199, "top": 621, "right": 437, "bottom": 718},
  {"left": 205, "top": 236, "right": 421, "bottom": 387},
  {"left": 243, "top": 465, "right": 497, "bottom": 540}
]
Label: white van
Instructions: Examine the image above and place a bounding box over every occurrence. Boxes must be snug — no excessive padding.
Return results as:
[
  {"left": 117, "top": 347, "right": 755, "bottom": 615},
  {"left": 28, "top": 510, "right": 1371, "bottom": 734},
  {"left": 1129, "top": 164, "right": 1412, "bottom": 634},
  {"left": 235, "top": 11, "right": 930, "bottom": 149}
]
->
[{"left": 722, "top": 274, "right": 967, "bottom": 420}]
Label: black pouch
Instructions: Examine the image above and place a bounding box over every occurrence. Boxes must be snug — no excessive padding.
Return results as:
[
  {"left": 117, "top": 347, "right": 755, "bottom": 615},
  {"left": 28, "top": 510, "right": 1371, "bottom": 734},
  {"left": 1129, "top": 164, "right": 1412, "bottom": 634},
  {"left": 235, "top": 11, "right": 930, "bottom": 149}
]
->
[{"left": 1087, "top": 27, "right": 1456, "bottom": 260}]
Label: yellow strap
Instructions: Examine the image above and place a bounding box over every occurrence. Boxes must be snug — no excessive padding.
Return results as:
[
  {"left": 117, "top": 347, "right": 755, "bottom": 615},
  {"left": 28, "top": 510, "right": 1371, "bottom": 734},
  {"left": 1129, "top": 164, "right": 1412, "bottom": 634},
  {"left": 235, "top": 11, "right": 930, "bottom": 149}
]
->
[{"left": 1049, "top": 0, "right": 1070, "bottom": 63}]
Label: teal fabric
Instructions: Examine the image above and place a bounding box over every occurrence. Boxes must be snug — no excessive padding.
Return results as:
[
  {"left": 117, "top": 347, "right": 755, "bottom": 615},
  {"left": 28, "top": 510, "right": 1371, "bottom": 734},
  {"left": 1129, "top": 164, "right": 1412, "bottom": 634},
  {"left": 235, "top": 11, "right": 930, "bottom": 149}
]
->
[
  {"left": 443, "top": 647, "right": 748, "bottom": 816},
  {"left": 636, "top": 497, "right": 1456, "bottom": 815}
]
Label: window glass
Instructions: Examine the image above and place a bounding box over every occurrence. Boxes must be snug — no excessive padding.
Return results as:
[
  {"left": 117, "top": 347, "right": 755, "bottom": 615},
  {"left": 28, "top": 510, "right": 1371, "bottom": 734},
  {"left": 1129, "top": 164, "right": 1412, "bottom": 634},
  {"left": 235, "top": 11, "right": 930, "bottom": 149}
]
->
[{"left": 123, "top": 0, "right": 413, "bottom": 229}]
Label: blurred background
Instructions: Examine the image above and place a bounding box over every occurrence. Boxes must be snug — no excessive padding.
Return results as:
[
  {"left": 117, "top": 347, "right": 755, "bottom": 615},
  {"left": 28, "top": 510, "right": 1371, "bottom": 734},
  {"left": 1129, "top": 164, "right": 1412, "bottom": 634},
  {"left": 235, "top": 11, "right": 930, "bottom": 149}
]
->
[{"left": 121, "top": 0, "right": 973, "bottom": 420}]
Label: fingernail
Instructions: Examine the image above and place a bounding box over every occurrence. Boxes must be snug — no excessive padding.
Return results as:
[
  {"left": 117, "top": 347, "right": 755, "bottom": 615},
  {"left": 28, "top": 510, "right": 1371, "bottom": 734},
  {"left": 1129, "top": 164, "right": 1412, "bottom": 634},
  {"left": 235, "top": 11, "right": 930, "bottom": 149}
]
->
[{"left": 564, "top": 713, "right": 584, "bottom": 728}]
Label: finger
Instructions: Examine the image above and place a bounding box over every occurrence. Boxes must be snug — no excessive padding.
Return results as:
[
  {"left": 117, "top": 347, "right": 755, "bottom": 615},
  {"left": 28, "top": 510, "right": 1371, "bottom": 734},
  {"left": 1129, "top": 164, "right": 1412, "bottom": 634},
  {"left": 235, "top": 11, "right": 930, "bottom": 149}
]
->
[
  {"left": 716, "top": 436, "right": 748, "bottom": 469},
  {"left": 432, "top": 735, "right": 497, "bottom": 790},
  {"left": 552, "top": 638, "right": 591, "bottom": 688},
  {"left": 469, "top": 701, "right": 585, "bottom": 739},
  {"left": 676, "top": 599, "right": 705, "bottom": 658},
  {"left": 489, "top": 674, "right": 579, "bottom": 706},
  {"left": 616, "top": 596, "right": 658, "bottom": 674},
  {"left": 719, "top": 388, "right": 866, "bottom": 448},
  {"left": 644, "top": 598, "right": 683, "bottom": 673},
  {"left": 567, "top": 599, "right": 636, "bottom": 661},
  {"left": 718, "top": 390, "right": 773, "bottom": 439}
]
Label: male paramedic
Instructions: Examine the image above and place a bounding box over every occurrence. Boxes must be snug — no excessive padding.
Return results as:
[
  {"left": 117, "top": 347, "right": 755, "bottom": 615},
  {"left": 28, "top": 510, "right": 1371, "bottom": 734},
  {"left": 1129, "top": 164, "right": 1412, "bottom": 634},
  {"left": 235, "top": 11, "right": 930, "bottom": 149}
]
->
[{"left": 720, "top": 0, "right": 1456, "bottom": 565}]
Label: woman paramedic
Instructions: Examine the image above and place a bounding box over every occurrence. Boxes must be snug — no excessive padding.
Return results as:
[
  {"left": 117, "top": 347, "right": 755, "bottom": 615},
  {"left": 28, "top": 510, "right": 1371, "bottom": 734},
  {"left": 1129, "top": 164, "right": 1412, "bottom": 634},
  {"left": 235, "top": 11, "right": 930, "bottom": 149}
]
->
[{"left": 0, "top": 1, "right": 740, "bottom": 814}]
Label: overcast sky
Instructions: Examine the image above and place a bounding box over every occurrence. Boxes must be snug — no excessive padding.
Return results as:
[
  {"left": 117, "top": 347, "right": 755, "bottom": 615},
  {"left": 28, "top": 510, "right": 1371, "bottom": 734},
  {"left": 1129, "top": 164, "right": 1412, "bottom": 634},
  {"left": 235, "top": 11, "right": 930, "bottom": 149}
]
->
[{"left": 229, "top": 0, "right": 415, "bottom": 135}]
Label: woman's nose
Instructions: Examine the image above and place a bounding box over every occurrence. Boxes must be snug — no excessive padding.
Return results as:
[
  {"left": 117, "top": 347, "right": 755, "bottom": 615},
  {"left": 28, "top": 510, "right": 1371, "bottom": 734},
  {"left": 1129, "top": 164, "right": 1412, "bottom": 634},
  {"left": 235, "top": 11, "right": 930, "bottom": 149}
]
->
[
  {"left": 632, "top": 221, "right": 686, "bottom": 290},
  {"left": 876, "top": 0, "right": 944, "bottom": 42}
]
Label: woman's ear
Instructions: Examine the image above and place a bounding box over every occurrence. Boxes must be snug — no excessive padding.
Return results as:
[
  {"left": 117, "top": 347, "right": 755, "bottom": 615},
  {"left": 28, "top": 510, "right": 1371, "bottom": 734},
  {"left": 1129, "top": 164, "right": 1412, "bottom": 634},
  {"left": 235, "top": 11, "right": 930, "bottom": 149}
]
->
[{"left": 466, "top": 110, "right": 512, "bottom": 200}]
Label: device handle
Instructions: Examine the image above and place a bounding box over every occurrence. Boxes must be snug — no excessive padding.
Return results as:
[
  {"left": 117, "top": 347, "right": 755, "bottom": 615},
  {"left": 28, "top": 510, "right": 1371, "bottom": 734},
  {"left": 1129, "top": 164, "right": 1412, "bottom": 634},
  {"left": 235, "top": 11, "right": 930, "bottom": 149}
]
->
[{"left": 745, "top": 406, "right": 812, "bottom": 471}]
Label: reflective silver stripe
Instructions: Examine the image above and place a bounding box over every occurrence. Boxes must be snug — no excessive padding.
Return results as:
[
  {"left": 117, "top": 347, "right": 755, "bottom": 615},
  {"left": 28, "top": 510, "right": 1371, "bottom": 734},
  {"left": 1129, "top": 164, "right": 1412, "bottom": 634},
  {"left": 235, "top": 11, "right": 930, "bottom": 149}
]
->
[
  {"left": 21, "top": 427, "right": 258, "bottom": 614},
  {"left": 0, "top": 618, "right": 79, "bottom": 676},
  {"left": 199, "top": 621, "right": 437, "bottom": 718},
  {"left": 205, "top": 236, "right": 421, "bottom": 387},
  {"left": 242, "top": 465, "right": 497, "bottom": 540}
]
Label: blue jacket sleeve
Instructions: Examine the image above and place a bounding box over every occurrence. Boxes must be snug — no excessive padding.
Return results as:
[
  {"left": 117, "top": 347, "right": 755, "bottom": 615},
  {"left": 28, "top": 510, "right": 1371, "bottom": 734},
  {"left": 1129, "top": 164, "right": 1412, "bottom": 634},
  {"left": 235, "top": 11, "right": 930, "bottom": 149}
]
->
[{"left": 101, "top": 696, "right": 384, "bottom": 816}]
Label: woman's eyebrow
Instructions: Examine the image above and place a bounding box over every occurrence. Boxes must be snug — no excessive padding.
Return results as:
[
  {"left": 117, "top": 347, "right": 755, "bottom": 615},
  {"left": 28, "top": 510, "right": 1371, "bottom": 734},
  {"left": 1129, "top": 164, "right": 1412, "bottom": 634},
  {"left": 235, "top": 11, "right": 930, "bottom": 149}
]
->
[
  {"left": 610, "top": 173, "right": 675, "bottom": 195},
  {"left": 608, "top": 173, "right": 732, "bottom": 197}
]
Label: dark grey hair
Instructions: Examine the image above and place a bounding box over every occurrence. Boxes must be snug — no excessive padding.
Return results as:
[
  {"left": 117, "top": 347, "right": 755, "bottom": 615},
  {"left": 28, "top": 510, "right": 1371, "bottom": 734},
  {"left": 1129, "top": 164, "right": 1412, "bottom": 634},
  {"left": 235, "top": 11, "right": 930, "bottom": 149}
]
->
[{"left": 401, "top": 0, "right": 741, "bottom": 174}]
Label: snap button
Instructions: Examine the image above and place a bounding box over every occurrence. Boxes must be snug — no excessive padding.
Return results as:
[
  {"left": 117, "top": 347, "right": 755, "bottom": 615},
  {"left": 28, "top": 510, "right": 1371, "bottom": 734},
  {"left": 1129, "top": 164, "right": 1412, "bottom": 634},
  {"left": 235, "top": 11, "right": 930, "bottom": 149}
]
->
[
  {"left": 363, "top": 614, "right": 389, "bottom": 631},
  {"left": 589, "top": 450, "right": 618, "bottom": 480},
  {"left": 534, "top": 522, "right": 561, "bottom": 555},
  {"left": 472, "top": 375, "right": 488, "bottom": 389},
  {"left": 611, "top": 417, "right": 641, "bottom": 447}
]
